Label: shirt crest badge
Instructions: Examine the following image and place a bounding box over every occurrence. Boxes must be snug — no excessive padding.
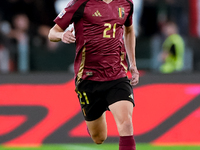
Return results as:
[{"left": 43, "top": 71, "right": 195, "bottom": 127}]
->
[{"left": 118, "top": 7, "right": 125, "bottom": 18}]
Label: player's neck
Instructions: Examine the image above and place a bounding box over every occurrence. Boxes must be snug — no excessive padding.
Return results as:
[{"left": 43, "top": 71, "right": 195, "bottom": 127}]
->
[{"left": 103, "top": 0, "right": 113, "bottom": 4}]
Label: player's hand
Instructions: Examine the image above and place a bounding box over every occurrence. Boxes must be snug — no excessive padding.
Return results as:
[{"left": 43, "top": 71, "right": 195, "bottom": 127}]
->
[
  {"left": 61, "top": 27, "right": 76, "bottom": 44},
  {"left": 129, "top": 65, "right": 139, "bottom": 86}
]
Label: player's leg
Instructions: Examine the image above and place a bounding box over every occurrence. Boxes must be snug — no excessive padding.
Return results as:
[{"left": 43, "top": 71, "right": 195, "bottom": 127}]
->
[
  {"left": 109, "top": 100, "right": 136, "bottom": 150},
  {"left": 75, "top": 79, "right": 108, "bottom": 144},
  {"left": 86, "top": 112, "right": 107, "bottom": 144},
  {"left": 106, "top": 77, "right": 136, "bottom": 150},
  {"left": 109, "top": 100, "right": 133, "bottom": 136}
]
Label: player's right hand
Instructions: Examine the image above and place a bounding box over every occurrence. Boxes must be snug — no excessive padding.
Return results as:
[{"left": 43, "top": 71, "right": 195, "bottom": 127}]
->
[{"left": 61, "top": 27, "right": 76, "bottom": 44}]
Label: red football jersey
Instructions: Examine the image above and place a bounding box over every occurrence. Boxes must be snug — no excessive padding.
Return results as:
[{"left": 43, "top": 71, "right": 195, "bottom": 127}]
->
[{"left": 54, "top": 0, "right": 133, "bottom": 81}]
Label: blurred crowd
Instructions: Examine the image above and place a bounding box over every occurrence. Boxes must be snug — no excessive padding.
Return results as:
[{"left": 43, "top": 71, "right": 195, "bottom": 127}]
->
[
  {"left": 0, "top": 0, "right": 199, "bottom": 74},
  {"left": 0, "top": 0, "right": 75, "bottom": 73},
  {"left": 0, "top": 0, "right": 56, "bottom": 73},
  {"left": 137, "top": 0, "right": 195, "bottom": 73}
]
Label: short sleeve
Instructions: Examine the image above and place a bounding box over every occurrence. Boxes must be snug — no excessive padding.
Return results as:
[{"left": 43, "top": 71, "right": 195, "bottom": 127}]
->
[
  {"left": 54, "top": 0, "right": 85, "bottom": 30},
  {"left": 124, "top": 0, "right": 133, "bottom": 27}
]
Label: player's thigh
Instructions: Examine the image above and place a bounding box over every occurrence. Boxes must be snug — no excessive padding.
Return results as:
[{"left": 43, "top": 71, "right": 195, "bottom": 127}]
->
[
  {"left": 86, "top": 112, "right": 107, "bottom": 137},
  {"left": 107, "top": 77, "right": 134, "bottom": 126},
  {"left": 109, "top": 100, "right": 134, "bottom": 136},
  {"left": 109, "top": 100, "right": 133, "bottom": 124}
]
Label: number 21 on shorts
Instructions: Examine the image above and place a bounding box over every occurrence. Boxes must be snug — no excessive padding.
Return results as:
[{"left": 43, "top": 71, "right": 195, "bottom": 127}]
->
[{"left": 77, "top": 91, "right": 90, "bottom": 105}]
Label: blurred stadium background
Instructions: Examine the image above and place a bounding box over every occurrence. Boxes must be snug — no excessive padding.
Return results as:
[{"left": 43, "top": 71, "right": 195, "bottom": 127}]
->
[{"left": 0, "top": 0, "right": 200, "bottom": 149}]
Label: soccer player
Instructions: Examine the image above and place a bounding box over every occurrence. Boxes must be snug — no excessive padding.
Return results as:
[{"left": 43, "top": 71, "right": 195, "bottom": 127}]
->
[{"left": 48, "top": 0, "right": 139, "bottom": 149}]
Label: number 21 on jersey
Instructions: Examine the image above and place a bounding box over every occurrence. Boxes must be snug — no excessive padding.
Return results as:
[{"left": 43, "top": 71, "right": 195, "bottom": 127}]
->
[{"left": 103, "top": 23, "right": 116, "bottom": 38}]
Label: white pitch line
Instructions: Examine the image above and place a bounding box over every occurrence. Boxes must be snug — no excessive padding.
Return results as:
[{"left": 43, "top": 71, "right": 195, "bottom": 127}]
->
[{"left": 61, "top": 144, "right": 102, "bottom": 150}]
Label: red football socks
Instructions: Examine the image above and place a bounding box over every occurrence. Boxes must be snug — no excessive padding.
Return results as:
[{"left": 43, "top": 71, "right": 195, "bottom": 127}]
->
[{"left": 119, "top": 135, "right": 136, "bottom": 150}]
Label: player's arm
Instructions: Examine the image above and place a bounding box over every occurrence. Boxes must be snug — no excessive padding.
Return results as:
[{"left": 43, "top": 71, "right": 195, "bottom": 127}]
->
[
  {"left": 124, "top": 25, "right": 139, "bottom": 86},
  {"left": 48, "top": 24, "right": 75, "bottom": 44}
]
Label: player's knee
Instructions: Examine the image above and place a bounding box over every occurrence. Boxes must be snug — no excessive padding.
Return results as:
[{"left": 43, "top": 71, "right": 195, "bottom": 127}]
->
[
  {"left": 92, "top": 134, "right": 107, "bottom": 144},
  {"left": 118, "top": 119, "right": 133, "bottom": 135}
]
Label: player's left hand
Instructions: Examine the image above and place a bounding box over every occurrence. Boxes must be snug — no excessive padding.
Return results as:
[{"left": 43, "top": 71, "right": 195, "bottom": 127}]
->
[{"left": 129, "top": 65, "right": 139, "bottom": 86}]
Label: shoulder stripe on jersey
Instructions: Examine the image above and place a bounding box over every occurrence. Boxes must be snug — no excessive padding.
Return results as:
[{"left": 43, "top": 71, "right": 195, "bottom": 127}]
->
[
  {"left": 124, "top": 0, "right": 133, "bottom": 26},
  {"left": 72, "top": 0, "right": 90, "bottom": 23}
]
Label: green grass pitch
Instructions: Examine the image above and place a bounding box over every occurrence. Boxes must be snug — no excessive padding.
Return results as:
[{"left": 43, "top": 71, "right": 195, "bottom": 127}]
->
[{"left": 1, "top": 143, "right": 200, "bottom": 150}]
